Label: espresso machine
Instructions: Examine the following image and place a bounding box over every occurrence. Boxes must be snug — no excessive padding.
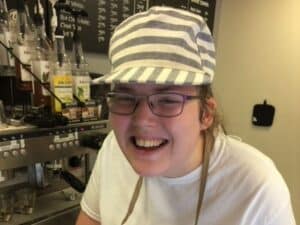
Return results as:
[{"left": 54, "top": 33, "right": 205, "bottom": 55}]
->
[
  {"left": 0, "top": 120, "right": 109, "bottom": 225},
  {"left": 0, "top": 0, "right": 111, "bottom": 223}
]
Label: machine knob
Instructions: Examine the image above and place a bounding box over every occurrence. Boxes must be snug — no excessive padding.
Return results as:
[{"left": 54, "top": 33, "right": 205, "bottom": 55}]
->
[
  {"left": 49, "top": 144, "right": 55, "bottom": 151},
  {"left": 68, "top": 141, "right": 74, "bottom": 147},
  {"left": 3, "top": 152, "right": 10, "bottom": 158},
  {"left": 20, "top": 149, "right": 27, "bottom": 155},
  {"left": 62, "top": 142, "right": 68, "bottom": 148},
  {"left": 12, "top": 150, "right": 19, "bottom": 157},
  {"left": 56, "top": 143, "right": 62, "bottom": 150},
  {"left": 74, "top": 140, "right": 80, "bottom": 146}
]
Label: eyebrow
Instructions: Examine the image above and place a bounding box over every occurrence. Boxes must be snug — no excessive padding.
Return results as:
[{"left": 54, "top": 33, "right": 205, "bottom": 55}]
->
[
  {"left": 155, "top": 86, "right": 177, "bottom": 92},
  {"left": 113, "top": 86, "right": 131, "bottom": 92}
]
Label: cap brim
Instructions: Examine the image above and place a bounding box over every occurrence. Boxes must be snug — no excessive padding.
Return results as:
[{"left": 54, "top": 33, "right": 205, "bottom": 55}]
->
[{"left": 92, "top": 67, "right": 213, "bottom": 86}]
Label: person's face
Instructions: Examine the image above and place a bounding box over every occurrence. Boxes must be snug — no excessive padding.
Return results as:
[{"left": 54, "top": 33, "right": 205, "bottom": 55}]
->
[{"left": 109, "top": 83, "right": 212, "bottom": 177}]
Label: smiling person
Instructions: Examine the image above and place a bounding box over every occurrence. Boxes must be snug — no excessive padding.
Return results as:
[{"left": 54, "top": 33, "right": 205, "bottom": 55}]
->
[{"left": 76, "top": 6, "right": 295, "bottom": 225}]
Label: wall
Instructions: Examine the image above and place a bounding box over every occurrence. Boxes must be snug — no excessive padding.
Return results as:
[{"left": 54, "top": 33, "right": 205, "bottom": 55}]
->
[
  {"left": 86, "top": 52, "right": 110, "bottom": 75},
  {"left": 213, "top": 0, "right": 300, "bottom": 223}
]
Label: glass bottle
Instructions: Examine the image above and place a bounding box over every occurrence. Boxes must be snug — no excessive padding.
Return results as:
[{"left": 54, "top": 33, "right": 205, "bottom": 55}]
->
[
  {"left": 71, "top": 10, "right": 93, "bottom": 121},
  {"left": 50, "top": 36, "right": 73, "bottom": 113},
  {"left": 72, "top": 33, "right": 91, "bottom": 103},
  {"left": 0, "top": 0, "right": 15, "bottom": 70},
  {"left": 50, "top": 16, "right": 73, "bottom": 114},
  {"left": 14, "top": 0, "right": 36, "bottom": 91},
  {"left": 31, "top": 0, "right": 51, "bottom": 108}
]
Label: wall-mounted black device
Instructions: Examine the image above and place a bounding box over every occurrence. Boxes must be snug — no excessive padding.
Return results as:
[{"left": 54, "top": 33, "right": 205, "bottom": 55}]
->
[{"left": 252, "top": 100, "right": 275, "bottom": 127}]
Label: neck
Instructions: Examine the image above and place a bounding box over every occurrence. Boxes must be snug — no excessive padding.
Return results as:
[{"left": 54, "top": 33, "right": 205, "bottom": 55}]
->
[{"left": 164, "top": 135, "right": 205, "bottom": 178}]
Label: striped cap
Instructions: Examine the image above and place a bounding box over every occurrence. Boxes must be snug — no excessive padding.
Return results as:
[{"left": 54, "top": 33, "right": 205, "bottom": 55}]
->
[{"left": 92, "top": 6, "right": 216, "bottom": 86}]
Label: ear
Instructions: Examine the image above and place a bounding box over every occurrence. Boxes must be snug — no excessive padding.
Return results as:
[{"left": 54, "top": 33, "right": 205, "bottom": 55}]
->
[{"left": 200, "top": 97, "right": 217, "bottom": 130}]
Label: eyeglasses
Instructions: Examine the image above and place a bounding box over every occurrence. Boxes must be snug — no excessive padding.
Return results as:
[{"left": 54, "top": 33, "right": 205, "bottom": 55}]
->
[{"left": 105, "top": 92, "right": 200, "bottom": 117}]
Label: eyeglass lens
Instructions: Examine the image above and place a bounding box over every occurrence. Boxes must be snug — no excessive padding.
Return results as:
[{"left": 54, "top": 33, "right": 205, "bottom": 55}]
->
[{"left": 106, "top": 93, "right": 185, "bottom": 117}]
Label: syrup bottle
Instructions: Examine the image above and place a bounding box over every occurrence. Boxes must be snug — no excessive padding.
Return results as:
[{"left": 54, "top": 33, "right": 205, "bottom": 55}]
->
[
  {"left": 50, "top": 1, "right": 73, "bottom": 113},
  {"left": 71, "top": 10, "right": 90, "bottom": 103}
]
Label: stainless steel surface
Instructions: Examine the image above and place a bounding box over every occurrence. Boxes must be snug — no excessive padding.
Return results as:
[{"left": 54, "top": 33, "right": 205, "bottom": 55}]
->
[
  {"left": 0, "top": 121, "right": 110, "bottom": 225},
  {"left": 0, "top": 120, "right": 109, "bottom": 170},
  {"left": 0, "top": 120, "right": 109, "bottom": 136},
  {"left": 0, "top": 188, "right": 81, "bottom": 225},
  {"left": 0, "top": 120, "right": 109, "bottom": 224},
  {"left": 0, "top": 192, "right": 14, "bottom": 222},
  {"left": 31, "top": 207, "right": 79, "bottom": 225},
  {"left": 0, "top": 101, "right": 7, "bottom": 129},
  {"left": 14, "top": 187, "right": 36, "bottom": 215}
]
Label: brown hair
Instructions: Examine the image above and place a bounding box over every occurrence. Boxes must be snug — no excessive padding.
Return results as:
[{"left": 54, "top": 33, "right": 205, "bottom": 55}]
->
[{"left": 198, "top": 85, "right": 220, "bottom": 138}]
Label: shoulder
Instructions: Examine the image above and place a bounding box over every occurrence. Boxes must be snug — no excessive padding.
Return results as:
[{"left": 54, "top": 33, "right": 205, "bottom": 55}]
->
[
  {"left": 101, "top": 130, "right": 119, "bottom": 150},
  {"left": 224, "top": 135, "right": 290, "bottom": 196},
  {"left": 209, "top": 133, "right": 293, "bottom": 223},
  {"left": 213, "top": 133, "right": 286, "bottom": 187},
  {"left": 213, "top": 133, "right": 277, "bottom": 176}
]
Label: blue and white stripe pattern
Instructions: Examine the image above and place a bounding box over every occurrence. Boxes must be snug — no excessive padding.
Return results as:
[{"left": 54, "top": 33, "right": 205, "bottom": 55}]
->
[{"left": 93, "top": 6, "right": 216, "bottom": 86}]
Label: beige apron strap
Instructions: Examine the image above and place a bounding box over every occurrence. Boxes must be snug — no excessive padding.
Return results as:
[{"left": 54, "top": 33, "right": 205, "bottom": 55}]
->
[
  {"left": 194, "top": 133, "right": 213, "bottom": 225},
  {"left": 121, "top": 176, "right": 143, "bottom": 225}
]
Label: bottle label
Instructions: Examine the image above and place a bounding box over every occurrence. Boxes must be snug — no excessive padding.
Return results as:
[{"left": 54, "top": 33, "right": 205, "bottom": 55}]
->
[
  {"left": 73, "top": 75, "right": 91, "bottom": 101},
  {"left": 5, "top": 32, "right": 15, "bottom": 66},
  {"left": 32, "top": 60, "right": 50, "bottom": 96},
  {"left": 15, "top": 45, "right": 32, "bottom": 81},
  {"left": 52, "top": 75, "right": 73, "bottom": 112},
  {"left": 0, "top": 32, "right": 15, "bottom": 66},
  {"left": 0, "top": 34, "right": 7, "bottom": 66}
]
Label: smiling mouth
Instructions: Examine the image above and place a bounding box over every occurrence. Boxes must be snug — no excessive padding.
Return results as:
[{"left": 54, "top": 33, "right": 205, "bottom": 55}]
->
[{"left": 131, "top": 137, "right": 168, "bottom": 150}]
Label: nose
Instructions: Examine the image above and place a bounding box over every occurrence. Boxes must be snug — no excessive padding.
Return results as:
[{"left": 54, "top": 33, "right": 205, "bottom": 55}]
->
[{"left": 131, "top": 98, "right": 156, "bottom": 124}]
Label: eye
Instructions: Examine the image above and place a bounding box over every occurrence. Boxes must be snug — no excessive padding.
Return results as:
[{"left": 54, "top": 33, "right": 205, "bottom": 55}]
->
[
  {"left": 157, "top": 94, "right": 182, "bottom": 105},
  {"left": 112, "top": 94, "right": 135, "bottom": 105}
]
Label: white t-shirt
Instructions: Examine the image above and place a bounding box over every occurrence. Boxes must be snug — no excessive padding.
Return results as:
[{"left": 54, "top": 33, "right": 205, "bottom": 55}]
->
[{"left": 81, "top": 131, "right": 296, "bottom": 225}]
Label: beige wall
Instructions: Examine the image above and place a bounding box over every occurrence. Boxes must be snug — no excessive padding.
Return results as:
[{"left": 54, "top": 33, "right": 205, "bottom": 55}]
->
[
  {"left": 213, "top": 0, "right": 300, "bottom": 223},
  {"left": 86, "top": 52, "right": 110, "bottom": 75}
]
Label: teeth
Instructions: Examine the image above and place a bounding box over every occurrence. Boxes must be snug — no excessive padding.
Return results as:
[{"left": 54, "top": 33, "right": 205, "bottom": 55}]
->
[{"left": 135, "top": 138, "right": 164, "bottom": 148}]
